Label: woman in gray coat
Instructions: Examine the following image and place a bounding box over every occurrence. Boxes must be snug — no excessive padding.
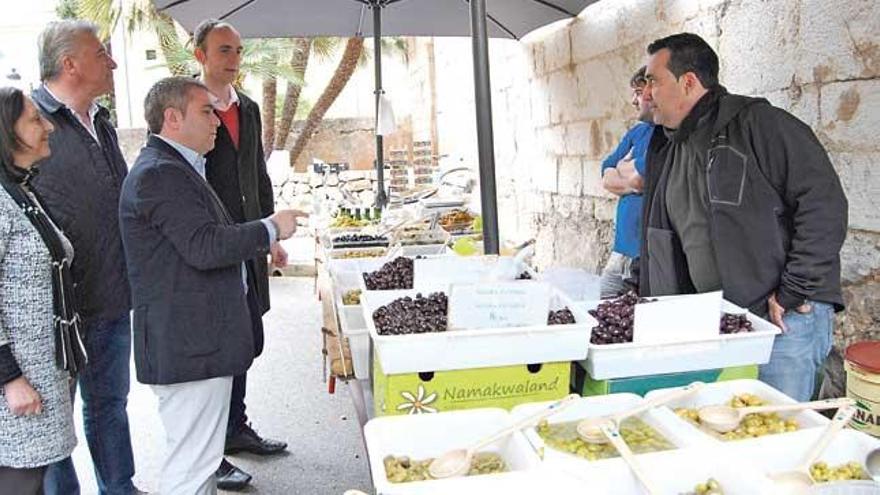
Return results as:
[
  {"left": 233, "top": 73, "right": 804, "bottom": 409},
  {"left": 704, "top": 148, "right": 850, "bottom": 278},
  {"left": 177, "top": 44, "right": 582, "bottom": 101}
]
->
[{"left": 0, "top": 87, "right": 87, "bottom": 493}]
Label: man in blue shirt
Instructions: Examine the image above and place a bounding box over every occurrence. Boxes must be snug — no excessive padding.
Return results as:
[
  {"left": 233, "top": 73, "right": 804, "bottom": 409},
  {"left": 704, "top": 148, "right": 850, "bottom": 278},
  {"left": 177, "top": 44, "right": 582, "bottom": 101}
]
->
[{"left": 599, "top": 67, "right": 655, "bottom": 298}]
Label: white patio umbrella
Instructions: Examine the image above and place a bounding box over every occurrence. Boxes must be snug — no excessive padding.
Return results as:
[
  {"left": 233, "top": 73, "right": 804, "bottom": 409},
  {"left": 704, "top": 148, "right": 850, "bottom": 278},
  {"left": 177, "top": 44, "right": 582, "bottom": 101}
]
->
[{"left": 153, "top": 0, "right": 597, "bottom": 254}]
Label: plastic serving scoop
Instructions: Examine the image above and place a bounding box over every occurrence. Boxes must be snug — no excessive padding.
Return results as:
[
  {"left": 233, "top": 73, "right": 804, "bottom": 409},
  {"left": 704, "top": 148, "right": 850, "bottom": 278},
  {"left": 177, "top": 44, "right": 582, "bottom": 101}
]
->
[
  {"left": 698, "top": 397, "right": 854, "bottom": 433},
  {"left": 576, "top": 381, "right": 704, "bottom": 444},
  {"left": 770, "top": 405, "right": 858, "bottom": 495},
  {"left": 428, "top": 394, "right": 579, "bottom": 479},
  {"left": 599, "top": 421, "right": 661, "bottom": 495}
]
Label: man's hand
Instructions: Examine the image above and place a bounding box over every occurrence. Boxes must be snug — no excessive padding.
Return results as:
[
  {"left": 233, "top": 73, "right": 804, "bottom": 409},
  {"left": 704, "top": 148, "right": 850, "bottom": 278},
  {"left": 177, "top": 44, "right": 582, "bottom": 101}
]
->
[
  {"left": 3, "top": 376, "right": 43, "bottom": 416},
  {"left": 270, "top": 209, "right": 308, "bottom": 240},
  {"left": 768, "top": 293, "right": 813, "bottom": 332},
  {"left": 270, "top": 242, "right": 288, "bottom": 268}
]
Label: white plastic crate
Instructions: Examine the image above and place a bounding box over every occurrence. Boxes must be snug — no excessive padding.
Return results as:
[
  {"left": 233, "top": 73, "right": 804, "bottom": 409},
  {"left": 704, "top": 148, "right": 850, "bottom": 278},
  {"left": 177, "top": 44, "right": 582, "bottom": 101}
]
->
[
  {"left": 364, "top": 408, "right": 542, "bottom": 495},
  {"left": 581, "top": 298, "right": 781, "bottom": 379},
  {"left": 510, "top": 393, "right": 711, "bottom": 472},
  {"left": 379, "top": 466, "right": 601, "bottom": 495},
  {"left": 646, "top": 379, "right": 830, "bottom": 443},
  {"left": 345, "top": 328, "right": 370, "bottom": 380},
  {"left": 362, "top": 288, "right": 594, "bottom": 374},
  {"left": 722, "top": 427, "right": 880, "bottom": 478},
  {"left": 565, "top": 446, "right": 774, "bottom": 494}
]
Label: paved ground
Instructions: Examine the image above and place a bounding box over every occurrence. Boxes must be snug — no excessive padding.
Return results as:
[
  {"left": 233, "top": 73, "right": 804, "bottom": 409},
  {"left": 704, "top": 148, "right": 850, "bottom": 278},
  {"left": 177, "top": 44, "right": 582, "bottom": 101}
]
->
[{"left": 72, "top": 277, "right": 374, "bottom": 495}]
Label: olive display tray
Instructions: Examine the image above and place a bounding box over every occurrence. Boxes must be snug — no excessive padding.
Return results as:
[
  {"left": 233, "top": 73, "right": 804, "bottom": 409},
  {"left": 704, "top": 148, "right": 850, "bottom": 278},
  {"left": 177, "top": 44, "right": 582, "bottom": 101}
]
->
[
  {"left": 579, "top": 297, "right": 781, "bottom": 380},
  {"left": 364, "top": 408, "right": 542, "bottom": 495},
  {"left": 646, "top": 379, "right": 830, "bottom": 444},
  {"left": 361, "top": 287, "right": 594, "bottom": 375},
  {"left": 511, "top": 393, "right": 711, "bottom": 470},
  {"left": 722, "top": 423, "right": 880, "bottom": 479}
]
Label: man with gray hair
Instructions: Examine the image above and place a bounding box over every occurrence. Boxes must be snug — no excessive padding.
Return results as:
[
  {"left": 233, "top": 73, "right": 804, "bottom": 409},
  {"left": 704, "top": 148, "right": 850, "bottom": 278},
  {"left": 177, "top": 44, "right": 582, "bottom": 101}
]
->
[
  {"left": 119, "top": 76, "right": 302, "bottom": 495},
  {"left": 30, "top": 20, "right": 139, "bottom": 495}
]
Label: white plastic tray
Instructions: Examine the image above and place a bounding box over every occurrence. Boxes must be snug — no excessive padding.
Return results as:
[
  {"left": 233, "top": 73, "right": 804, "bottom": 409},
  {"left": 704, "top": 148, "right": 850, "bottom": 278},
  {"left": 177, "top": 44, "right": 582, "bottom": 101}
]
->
[
  {"left": 364, "top": 408, "right": 542, "bottom": 495},
  {"left": 723, "top": 427, "right": 880, "bottom": 478},
  {"left": 646, "top": 379, "right": 830, "bottom": 443},
  {"left": 580, "top": 299, "right": 781, "bottom": 379},
  {"left": 511, "top": 393, "right": 711, "bottom": 471},
  {"left": 565, "top": 446, "right": 774, "bottom": 494},
  {"left": 379, "top": 466, "right": 600, "bottom": 495},
  {"left": 362, "top": 288, "right": 594, "bottom": 374}
]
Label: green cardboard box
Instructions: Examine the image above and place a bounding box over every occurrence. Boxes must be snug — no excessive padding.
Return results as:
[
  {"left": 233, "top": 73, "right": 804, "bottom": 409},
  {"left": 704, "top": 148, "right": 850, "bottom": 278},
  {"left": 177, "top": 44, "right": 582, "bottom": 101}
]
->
[
  {"left": 373, "top": 356, "right": 570, "bottom": 416},
  {"left": 572, "top": 362, "right": 758, "bottom": 397}
]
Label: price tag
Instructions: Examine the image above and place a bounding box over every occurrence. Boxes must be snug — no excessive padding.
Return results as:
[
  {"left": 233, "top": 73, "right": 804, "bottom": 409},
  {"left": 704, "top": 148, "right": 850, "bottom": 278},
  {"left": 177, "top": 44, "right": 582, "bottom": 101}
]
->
[
  {"left": 633, "top": 291, "right": 722, "bottom": 345},
  {"left": 448, "top": 281, "right": 551, "bottom": 330},
  {"left": 414, "top": 257, "right": 492, "bottom": 286}
]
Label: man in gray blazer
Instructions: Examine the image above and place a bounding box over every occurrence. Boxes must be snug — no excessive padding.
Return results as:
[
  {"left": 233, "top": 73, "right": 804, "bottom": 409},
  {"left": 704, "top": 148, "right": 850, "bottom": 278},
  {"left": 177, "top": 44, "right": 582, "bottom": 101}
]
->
[{"left": 118, "top": 77, "right": 301, "bottom": 495}]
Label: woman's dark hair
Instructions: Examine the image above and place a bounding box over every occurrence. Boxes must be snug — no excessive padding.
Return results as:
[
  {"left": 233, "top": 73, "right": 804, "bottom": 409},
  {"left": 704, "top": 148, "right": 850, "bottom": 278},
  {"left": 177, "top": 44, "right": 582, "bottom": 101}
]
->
[
  {"left": 0, "top": 86, "right": 26, "bottom": 178},
  {"left": 647, "top": 33, "right": 719, "bottom": 89},
  {"left": 630, "top": 66, "right": 647, "bottom": 88}
]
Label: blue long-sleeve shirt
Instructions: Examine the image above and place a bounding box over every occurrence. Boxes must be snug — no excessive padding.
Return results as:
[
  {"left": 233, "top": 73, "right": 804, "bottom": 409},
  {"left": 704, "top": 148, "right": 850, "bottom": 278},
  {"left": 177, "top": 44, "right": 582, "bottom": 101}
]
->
[{"left": 600, "top": 122, "right": 654, "bottom": 258}]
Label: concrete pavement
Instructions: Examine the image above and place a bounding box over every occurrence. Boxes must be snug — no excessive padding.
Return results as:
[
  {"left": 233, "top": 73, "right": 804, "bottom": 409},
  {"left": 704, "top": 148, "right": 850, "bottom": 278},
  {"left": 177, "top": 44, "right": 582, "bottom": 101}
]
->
[{"left": 71, "top": 277, "right": 373, "bottom": 494}]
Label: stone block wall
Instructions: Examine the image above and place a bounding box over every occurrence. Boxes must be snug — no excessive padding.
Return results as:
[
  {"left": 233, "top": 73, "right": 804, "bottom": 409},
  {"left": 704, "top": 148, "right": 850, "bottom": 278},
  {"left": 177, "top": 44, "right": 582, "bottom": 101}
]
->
[{"left": 462, "top": 0, "right": 879, "bottom": 345}]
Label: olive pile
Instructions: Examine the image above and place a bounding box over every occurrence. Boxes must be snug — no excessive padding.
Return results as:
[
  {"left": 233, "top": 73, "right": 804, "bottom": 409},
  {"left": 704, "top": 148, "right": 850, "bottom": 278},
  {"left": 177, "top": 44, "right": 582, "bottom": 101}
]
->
[
  {"left": 342, "top": 289, "right": 361, "bottom": 306},
  {"left": 383, "top": 452, "right": 507, "bottom": 483},
  {"left": 809, "top": 461, "right": 869, "bottom": 482},
  {"left": 548, "top": 308, "right": 576, "bottom": 325},
  {"left": 516, "top": 271, "right": 532, "bottom": 280},
  {"left": 674, "top": 393, "right": 799, "bottom": 440},
  {"left": 333, "top": 249, "right": 386, "bottom": 259},
  {"left": 332, "top": 233, "right": 388, "bottom": 248},
  {"left": 373, "top": 292, "right": 448, "bottom": 335},
  {"left": 588, "top": 291, "right": 650, "bottom": 344},
  {"left": 363, "top": 257, "right": 414, "bottom": 290},
  {"left": 536, "top": 417, "right": 675, "bottom": 461},
  {"left": 687, "top": 478, "right": 724, "bottom": 494},
  {"left": 719, "top": 312, "right": 753, "bottom": 334}
]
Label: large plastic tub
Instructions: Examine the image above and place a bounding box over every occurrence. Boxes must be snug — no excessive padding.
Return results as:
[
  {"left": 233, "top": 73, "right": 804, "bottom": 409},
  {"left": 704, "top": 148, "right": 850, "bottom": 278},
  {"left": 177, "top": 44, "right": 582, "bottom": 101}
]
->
[
  {"left": 362, "top": 288, "right": 594, "bottom": 374},
  {"left": 580, "top": 299, "right": 781, "bottom": 380},
  {"left": 364, "top": 408, "right": 541, "bottom": 495},
  {"left": 511, "top": 393, "right": 710, "bottom": 471},
  {"left": 646, "top": 379, "right": 830, "bottom": 443}
]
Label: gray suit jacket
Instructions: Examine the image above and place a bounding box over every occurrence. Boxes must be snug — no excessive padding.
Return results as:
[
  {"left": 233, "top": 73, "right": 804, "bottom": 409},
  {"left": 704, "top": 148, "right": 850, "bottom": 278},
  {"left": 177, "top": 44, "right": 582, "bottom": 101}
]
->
[{"left": 119, "top": 135, "right": 270, "bottom": 385}]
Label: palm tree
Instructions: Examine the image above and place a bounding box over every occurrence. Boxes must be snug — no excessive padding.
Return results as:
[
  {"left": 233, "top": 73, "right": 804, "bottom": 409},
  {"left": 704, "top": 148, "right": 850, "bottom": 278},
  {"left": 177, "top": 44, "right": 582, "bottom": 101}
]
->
[{"left": 288, "top": 36, "right": 365, "bottom": 168}]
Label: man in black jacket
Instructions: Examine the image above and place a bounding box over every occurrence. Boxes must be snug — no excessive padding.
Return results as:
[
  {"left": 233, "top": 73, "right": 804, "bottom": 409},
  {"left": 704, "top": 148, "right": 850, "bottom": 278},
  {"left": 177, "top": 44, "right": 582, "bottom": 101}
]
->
[
  {"left": 192, "top": 19, "right": 288, "bottom": 489},
  {"left": 30, "top": 20, "right": 138, "bottom": 495},
  {"left": 640, "top": 33, "right": 847, "bottom": 402},
  {"left": 119, "top": 77, "right": 301, "bottom": 494}
]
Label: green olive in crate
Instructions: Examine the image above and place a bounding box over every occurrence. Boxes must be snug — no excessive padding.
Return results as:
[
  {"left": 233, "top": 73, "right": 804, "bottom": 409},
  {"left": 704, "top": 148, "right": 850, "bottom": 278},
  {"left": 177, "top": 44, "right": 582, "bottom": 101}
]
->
[
  {"left": 342, "top": 289, "right": 361, "bottom": 305},
  {"left": 674, "top": 394, "right": 799, "bottom": 440},
  {"left": 536, "top": 417, "right": 675, "bottom": 461},
  {"left": 809, "top": 461, "right": 869, "bottom": 482},
  {"left": 689, "top": 478, "right": 724, "bottom": 494},
  {"left": 383, "top": 452, "right": 507, "bottom": 483}
]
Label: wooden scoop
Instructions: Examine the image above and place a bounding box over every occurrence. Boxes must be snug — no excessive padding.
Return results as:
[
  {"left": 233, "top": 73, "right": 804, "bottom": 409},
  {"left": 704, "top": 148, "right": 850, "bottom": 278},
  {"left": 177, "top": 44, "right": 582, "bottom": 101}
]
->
[
  {"left": 576, "top": 381, "right": 704, "bottom": 444},
  {"left": 769, "top": 405, "right": 858, "bottom": 494},
  {"left": 428, "top": 394, "right": 579, "bottom": 479},
  {"left": 698, "top": 397, "right": 854, "bottom": 433},
  {"left": 599, "top": 421, "right": 661, "bottom": 495}
]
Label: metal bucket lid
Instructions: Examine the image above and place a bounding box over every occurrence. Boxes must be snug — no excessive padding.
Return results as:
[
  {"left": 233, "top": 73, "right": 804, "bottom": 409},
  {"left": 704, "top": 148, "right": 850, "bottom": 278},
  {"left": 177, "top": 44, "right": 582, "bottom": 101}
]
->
[{"left": 845, "top": 341, "right": 880, "bottom": 374}]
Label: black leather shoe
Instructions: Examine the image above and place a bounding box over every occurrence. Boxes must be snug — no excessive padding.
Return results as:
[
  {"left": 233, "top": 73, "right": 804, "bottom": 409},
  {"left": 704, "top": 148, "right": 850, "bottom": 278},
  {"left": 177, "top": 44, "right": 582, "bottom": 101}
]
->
[
  {"left": 216, "top": 458, "right": 252, "bottom": 491},
  {"left": 225, "top": 423, "right": 288, "bottom": 456}
]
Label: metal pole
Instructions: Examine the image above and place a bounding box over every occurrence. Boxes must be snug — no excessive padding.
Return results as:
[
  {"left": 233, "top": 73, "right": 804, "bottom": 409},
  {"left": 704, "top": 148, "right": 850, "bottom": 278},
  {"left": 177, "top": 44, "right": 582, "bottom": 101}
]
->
[
  {"left": 470, "top": 0, "right": 500, "bottom": 255},
  {"left": 373, "top": 4, "right": 388, "bottom": 208}
]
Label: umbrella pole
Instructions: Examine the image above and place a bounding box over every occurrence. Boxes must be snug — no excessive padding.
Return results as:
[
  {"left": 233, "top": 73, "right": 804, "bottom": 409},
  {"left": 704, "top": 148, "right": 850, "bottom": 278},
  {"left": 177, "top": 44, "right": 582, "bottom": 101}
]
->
[
  {"left": 470, "top": 0, "right": 500, "bottom": 255},
  {"left": 373, "top": 4, "right": 388, "bottom": 209}
]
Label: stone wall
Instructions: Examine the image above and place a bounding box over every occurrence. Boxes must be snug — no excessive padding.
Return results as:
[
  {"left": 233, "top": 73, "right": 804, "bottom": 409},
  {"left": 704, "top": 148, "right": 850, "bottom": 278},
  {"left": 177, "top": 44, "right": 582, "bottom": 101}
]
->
[{"left": 435, "top": 0, "right": 879, "bottom": 344}]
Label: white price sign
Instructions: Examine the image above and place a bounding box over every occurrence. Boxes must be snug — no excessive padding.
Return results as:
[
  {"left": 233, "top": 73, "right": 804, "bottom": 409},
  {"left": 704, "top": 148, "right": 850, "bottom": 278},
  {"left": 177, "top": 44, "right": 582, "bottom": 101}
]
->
[
  {"left": 448, "top": 282, "right": 551, "bottom": 330},
  {"left": 633, "top": 291, "right": 723, "bottom": 345}
]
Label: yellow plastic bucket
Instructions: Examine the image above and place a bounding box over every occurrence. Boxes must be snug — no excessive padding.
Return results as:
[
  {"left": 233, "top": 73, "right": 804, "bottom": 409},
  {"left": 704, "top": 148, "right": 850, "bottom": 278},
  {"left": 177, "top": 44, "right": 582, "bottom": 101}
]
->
[{"left": 844, "top": 341, "right": 880, "bottom": 437}]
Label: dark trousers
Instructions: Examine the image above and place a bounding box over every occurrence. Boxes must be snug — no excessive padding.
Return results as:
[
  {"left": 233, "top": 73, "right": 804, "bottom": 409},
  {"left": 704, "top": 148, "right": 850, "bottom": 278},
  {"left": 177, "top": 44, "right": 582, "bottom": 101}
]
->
[
  {"left": 227, "top": 263, "right": 265, "bottom": 437},
  {"left": 0, "top": 465, "right": 46, "bottom": 494}
]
